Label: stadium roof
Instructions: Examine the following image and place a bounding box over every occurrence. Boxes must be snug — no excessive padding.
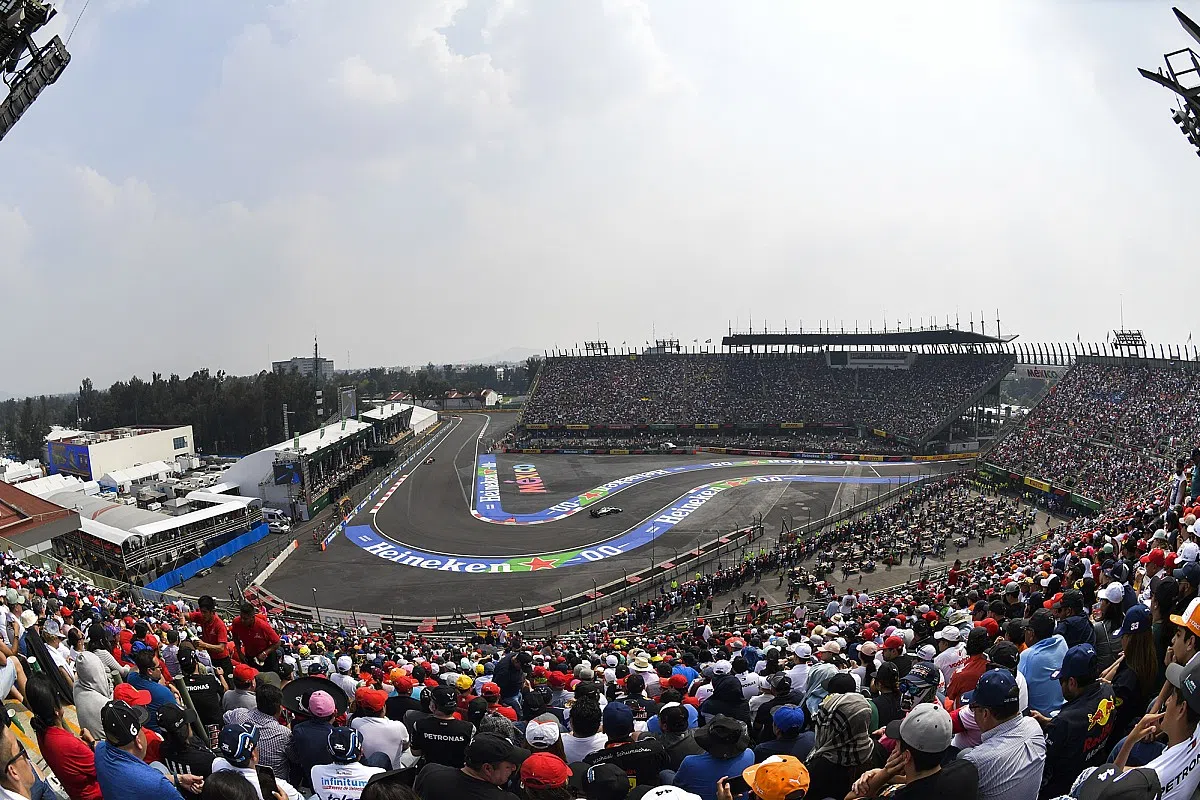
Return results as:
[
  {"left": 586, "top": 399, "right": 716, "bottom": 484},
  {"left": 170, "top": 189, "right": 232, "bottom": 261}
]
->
[
  {"left": 0, "top": 481, "right": 79, "bottom": 547},
  {"left": 361, "top": 403, "right": 412, "bottom": 423},
  {"left": 722, "top": 328, "right": 1016, "bottom": 348}
]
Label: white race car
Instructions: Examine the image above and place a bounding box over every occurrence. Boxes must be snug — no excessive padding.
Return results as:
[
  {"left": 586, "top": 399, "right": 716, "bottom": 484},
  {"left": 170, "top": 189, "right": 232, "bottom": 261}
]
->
[{"left": 590, "top": 506, "right": 623, "bottom": 518}]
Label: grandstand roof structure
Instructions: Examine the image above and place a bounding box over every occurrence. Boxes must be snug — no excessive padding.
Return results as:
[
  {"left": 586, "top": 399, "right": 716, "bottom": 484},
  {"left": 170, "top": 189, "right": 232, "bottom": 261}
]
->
[
  {"left": 722, "top": 327, "right": 1016, "bottom": 349},
  {"left": 0, "top": 481, "right": 80, "bottom": 547}
]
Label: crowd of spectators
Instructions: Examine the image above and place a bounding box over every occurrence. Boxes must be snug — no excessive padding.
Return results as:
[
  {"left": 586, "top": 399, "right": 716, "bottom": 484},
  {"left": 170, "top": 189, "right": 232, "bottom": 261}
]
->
[
  {"left": 506, "top": 431, "right": 910, "bottom": 455},
  {"left": 523, "top": 354, "right": 1013, "bottom": 441},
  {"left": 989, "top": 363, "right": 1200, "bottom": 500}
]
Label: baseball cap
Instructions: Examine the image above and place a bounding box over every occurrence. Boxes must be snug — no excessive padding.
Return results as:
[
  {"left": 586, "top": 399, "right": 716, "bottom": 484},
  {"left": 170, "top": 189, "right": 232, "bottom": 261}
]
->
[
  {"left": 524, "top": 715, "right": 562, "bottom": 748},
  {"left": 603, "top": 702, "right": 635, "bottom": 736},
  {"left": 884, "top": 703, "right": 953, "bottom": 753},
  {"left": 430, "top": 686, "right": 457, "bottom": 711},
  {"left": 570, "top": 762, "right": 630, "bottom": 800},
  {"left": 112, "top": 683, "right": 152, "bottom": 707},
  {"left": 790, "top": 642, "right": 812, "bottom": 660},
  {"left": 520, "top": 752, "right": 572, "bottom": 789},
  {"left": 480, "top": 682, "right": 501, "bottom": 697},
  {"left": 712, "top": 659, "right": 732, "bottom": 676},
  {"left": 328, "top": 726, "right": 362, "bottom": 762},
  {"left": 933, "top": 626, "right": 961, "bottom": 642},
  {"left": 1114, "top": 604, "right": 1151, "bottom": 638},
  {"left": 303, "top": 690, "right": 337, "bottom": 718},
  {"left": 883, "top": 635, "right": 905, "bottom": 650},
  {"left": 1166, "top": 659, "right": 1200, "bottom": 712},
  {"left": 1004, "top": 581, "right": 1020, "bottom": 594},
  {"left": 1175, "top": 562, "right": 1200, "bottom": 585},
  {"left": 1099, "top": 582, "right": 1124, "bottom": 604},
  {"left": 466, "top": 733, "right": 529, "bottom": 766},
  {"left": 1052, "top": 643, "right": 1098, "bottom": 682},
  {"left": 156, "top": 704, "right": 198, "bottom": 738},
  {"left": 1075, "top": 765, "right": 1162, "bottom": 800},
  {"left": 741, "top": 755, "right": 811, "bottom": 800},
  {"left": 336, "top": 655, "right": 353, "bottom": 673},
  {"left": 1141, "top": 548, "right": 1166, "bottom": 567},
  {"left": 233, "top": 663, "right": 259, "bottom": 683},
  {"left": 1182, "top": 541, "right": 1200, "bottom": 564},
  {"left": 218, "top": 722, "right": 259, "bottom": 766},
  {"left": 355, "top": 687, "right": 387, "bottom": 714},
  {"left": 456, "top": 674, "right": 475, "bottom": 690},
  {"left": 963, "top": 670, "right": 1020, "bottom": 710},
  {"left": 1171, "top": 597, "right": 1200, "bottom": 637},
  {"left": 101, "top": 700, "right": 147, "bottom": 746},
  {"left": 771, "top": 704, "right": 806, "bottom": 734}
]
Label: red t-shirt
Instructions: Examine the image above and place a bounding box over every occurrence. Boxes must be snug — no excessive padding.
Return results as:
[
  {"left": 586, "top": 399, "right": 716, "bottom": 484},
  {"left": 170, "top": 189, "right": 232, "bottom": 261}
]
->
[
  {"left": 187, "top": 611, "right": 229, "bottom": 650},
  {"left": 38, "top": 726, "right": 102, "bottom": 800},
  {"left": 945, "top": 654, "right": 989, "bottom": 706},
  {"left": 229, "top": 615, "right": 280, "bottom": 660}
]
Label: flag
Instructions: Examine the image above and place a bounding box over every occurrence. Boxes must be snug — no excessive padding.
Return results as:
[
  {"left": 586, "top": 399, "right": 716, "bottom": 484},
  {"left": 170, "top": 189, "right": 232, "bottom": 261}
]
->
[
  {"left": 693, "top": 339, "right": 698, "bottom": 343},
  {"left": 705, "top": 339, "right": 712, "bottom": 343},
  {"left": 1077, "top": 333, "right": 1081, "bottom": 342},
  {"left": 1190, "top": 333, "right": 1194, "bottom": 344}
]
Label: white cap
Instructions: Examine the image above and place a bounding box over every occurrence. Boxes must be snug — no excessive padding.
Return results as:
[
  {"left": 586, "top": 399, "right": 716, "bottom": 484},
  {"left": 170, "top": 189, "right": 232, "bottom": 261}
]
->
[
  {"left": 713, "top": 660, "right": 732, "bottom": 676},
  {"left": 1182, "top": 542, "right": 1200, "bottom": 564},
  {"left": 1100, "top": 582, "right": 1124, "bottom": 604},
  {"left": 337, "top": 655, "right": 353, "bottom": 673},
  {"left": 916, "top": 644, "right": 937, "bottom": 661},
  {"left": 791, "top": 642, "right": 813, "bottom": 660},
  {"left": 933, "top": 626, "right": 961, "bottom": 642}
]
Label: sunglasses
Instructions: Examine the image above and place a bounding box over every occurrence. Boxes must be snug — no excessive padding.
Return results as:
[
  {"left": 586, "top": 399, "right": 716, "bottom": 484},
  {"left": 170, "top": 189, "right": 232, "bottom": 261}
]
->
[{"left": 4, "top": 743, "right": 28, "bottom": 772}]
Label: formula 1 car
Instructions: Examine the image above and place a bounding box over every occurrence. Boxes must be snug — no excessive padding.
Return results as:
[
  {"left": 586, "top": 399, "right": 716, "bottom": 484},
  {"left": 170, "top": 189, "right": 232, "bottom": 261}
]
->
[
  {"left": 424, "top": 457, "right": 435, "bottom": 465},
  {"left": 590, "top": 506, "right": 623, "bottom": 518}
]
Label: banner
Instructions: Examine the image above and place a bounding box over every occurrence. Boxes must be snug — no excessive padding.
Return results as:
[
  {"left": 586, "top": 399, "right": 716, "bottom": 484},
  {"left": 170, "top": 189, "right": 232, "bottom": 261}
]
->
[
  {"left": 695, "top": 423, "right": 720, "bottom": 430},
  {"left": 1024, "top": 476, "right": 1051, "bottom": 492},
  {"left": 860, "top": 455, "right": 884, "bottom": 462},
  {"left": 521, "top": 449, "right": 542, "bottom": 454},
  {"left": 1072, "top": 493, "right": 1102, "bottom": 511},
  {"left": 564, "top": 424, "right": 590, "bottom": 430},
  {"left": 650, "top": 424, "right": 675, "bottom": 431},
  {"left": 780, "top": 423, "right": 805, "bottom": 429},
  {"left": 525, "top": 423, "right": 549, "bottom": 430},
  {"left": 872, "top": 429, "right": 887, "bottom": 438},
  {"left": 609, "top": 449, "right": 629, "bottom": 455}
]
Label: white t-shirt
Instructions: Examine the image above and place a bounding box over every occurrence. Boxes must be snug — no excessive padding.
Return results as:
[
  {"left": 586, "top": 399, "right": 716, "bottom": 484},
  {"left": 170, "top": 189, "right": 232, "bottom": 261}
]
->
[
  {"left": 786, "top": 663, "right": 809, "bottom": 692},
  {"left": 737, "top": 672, "right": 763, "bottom": 700},
  {"left": 934, "top": 645, "right": 968, "bottom": 687},
  {"left": 310, "top": 761, "right": 384, "bottom": 800},
  {"left": 563, "top": 732, "right": 608, "bottom": 762},
  {"left": 1147, "top": 729, "right": 1200, "bottom": 800},
  {"left": 211, "top": 758, "right": 303, "bottom": 800},
  {"left": 350, "top": 716, "right": 410, "bottom": 768},
  {"left": 331, "top": 672, "right": 358, "bottom": 698}
]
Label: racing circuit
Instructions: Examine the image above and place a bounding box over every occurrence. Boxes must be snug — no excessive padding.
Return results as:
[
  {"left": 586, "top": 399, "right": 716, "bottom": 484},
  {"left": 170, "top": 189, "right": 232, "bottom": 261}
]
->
[{"left": 262, "top": 414, "right": 962, "bottom": 619}]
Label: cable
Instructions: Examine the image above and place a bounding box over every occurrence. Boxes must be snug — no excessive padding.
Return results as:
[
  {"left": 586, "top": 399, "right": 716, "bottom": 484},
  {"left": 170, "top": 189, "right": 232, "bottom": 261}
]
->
[{"left": 65, "top": 0, "right": 89, "bottom": 45}]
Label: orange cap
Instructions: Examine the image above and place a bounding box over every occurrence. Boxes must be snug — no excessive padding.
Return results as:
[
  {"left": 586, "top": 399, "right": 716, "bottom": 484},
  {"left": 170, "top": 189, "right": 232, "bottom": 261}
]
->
[
  {"left": 1171, "top": 597, "right": 1200, "bottom": 638},
  {"left": 742, "top": 755, "right": 810, "bottom": 800}
]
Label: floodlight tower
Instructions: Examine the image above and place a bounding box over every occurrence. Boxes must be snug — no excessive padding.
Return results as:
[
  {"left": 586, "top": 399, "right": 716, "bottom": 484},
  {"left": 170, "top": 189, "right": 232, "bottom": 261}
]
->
[
  {"left": 1139, "top": 7, "right": 1200, "bottom": 157},
  {"left": 0, "top": 0, "right": 70, "bottom": 142}
]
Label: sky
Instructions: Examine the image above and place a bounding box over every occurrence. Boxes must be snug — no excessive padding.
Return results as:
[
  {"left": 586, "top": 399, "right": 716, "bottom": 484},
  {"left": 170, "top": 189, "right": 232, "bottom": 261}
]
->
[{"left": 1, "top": 0, "right": 1197, "bottom": 394}]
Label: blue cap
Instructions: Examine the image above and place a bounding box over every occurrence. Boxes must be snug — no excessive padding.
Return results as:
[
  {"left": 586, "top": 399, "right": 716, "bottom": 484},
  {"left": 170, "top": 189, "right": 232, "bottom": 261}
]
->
[
  {"left": 1052, "top": 643, "right": 1097, "bottom": 682},
  {"left": 328, "top": 727, "right": 362, "bottom": 762},
  {"left": 1176, "top": 563, "right": 1200, "bottom": 585},
  {"left": 962, "top": 670, "right": 1019, "bottom": 710},
  {"left": 771, "top": 704, "right": 806, "bottom": 733},
  {"left": 602, "top": 702, "right": 634, "bottom": 734},
  {"left": 218, "top": 722, "right": 259, "bottom": 765},
  {"left": 1114, "top": 604, "right": 1151, "bottom": 638}
]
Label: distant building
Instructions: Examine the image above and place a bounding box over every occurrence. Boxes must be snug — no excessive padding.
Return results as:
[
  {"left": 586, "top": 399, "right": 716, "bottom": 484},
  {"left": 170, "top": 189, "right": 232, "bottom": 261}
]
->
[
  {"left": 45, "top": 426, "right": 195, "bottom": 481},
  {"left": 272, "top": 356, "right": 335, "bottom": 382},
  {"left": 442, "top": 389, "right": 501, "bottom": 409}
]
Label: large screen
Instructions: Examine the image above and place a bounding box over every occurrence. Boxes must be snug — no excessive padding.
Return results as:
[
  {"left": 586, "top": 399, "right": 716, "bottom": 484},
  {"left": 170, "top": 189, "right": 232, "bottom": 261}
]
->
[
  {"left": 273, "top": 463, "right": 302, "bottom": 486},
  {"left": 339, "top": 387, "right": 357, "bottom": 420}
]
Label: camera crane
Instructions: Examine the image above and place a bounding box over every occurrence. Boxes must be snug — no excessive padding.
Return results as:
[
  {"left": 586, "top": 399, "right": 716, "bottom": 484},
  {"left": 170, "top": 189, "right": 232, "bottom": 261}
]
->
[{"left": 0, "top": 0, "right": 69, "bottom": 142}]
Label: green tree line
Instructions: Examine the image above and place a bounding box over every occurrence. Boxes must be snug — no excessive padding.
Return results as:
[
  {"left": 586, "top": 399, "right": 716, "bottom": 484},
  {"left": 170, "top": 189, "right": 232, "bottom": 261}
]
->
[{"left": 1, "top": 357, "right": 541, "bottom": 461}]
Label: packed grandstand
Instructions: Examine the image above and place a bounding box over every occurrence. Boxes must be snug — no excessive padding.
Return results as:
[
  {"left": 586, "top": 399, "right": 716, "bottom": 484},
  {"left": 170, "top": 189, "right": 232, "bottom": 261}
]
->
[{"left": 8, "top": 352, "right": 1200, "bottom": 800}]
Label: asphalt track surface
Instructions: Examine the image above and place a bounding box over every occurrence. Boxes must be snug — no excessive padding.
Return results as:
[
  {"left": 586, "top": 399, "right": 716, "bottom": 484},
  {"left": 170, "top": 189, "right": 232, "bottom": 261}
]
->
[{"left": 265, "top": 414, "right": 958, "bottom": 617}]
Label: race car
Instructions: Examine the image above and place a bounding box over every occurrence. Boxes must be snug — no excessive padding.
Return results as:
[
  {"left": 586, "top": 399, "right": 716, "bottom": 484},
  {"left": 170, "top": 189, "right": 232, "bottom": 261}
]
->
[
  {"left": 590, "top": 506, "right": 622, "bottom": 518},
  {"left": 424, "top": 457, "right": 435, "bottom": 465}
]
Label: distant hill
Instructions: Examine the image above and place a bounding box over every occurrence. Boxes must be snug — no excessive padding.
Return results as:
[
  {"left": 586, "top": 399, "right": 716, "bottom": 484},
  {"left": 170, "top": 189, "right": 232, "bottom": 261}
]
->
[{"left": 464, "top": 346, "right": 542, "bottom": 365}]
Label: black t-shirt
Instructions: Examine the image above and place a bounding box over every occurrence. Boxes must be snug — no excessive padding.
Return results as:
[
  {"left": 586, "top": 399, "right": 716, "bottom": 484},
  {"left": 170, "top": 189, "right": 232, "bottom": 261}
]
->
[
  {"left": 387, "top": 693, "right": 423, "bottom": 723},
  {"left": 412, "top": 715, "right": 474, "bottom": 768},
  {"left": 414, "top": 763, "right": 518, "bottom": 800},
  {"left": 806, "top": 740, "right": 886, "bottom": 800},
  {"left": 873, "top": 693, "right": 904, "bottom": 729},
  {"left": 618, "top": 695, "right": 660, "bottom": 724},
  {"left": 184, "top": 672, "right": 224, "bottom": 728},
  {"left": 160, "top": 738, "right": 216, "bottom": 778},
  {"left": 882, "top": 759, "right": 979, "bottom": 798},
  {"left": 583, "top": 739, "right": 671, "bottom": 787}
]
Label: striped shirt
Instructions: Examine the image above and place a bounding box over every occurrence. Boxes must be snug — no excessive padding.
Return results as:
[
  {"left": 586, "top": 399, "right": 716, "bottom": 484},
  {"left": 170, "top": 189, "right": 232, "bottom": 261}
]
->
[
  {"left": 959, "top": 713, "right": 1046, "bottom": 800},
  {"left": 223, "top": 707, "right": 293, "bottom": 782}
]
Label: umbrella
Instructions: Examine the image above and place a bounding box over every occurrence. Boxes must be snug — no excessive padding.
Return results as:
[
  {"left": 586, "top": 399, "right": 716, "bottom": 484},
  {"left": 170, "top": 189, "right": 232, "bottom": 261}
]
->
[{"left": 281, "top": 676, "right": 349, "bottom": 718}]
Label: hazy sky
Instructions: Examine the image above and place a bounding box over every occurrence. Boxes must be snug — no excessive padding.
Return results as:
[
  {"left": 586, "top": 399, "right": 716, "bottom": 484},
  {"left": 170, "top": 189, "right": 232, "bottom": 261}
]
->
[{"left": 1, "top": 1, "right": 1196, "bottom": 394}]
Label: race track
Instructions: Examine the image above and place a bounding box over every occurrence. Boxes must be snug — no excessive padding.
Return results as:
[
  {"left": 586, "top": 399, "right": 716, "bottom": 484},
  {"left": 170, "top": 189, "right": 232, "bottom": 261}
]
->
[{"left": 263, "top": 414, "right": 953, "bottom": 617}]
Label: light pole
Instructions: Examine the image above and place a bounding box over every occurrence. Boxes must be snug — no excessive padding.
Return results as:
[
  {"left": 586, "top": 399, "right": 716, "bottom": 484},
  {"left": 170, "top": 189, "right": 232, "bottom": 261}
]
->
[{"left": 311, "top": 587, "right": 321, "bottom": 626}]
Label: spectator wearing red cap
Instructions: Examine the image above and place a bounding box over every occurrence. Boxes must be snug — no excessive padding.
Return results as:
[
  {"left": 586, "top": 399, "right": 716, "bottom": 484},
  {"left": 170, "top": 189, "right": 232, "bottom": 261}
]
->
[
  {"left": 1138, "top": 548, "right": 1167, "bottom": 603},
  {"left": 351, "top": 686, "right": 409, "bottom": 770},
  {"left": 881, "top": 636, "right": 913, "bottom": 678},
  {"left": 519, "top": 751, "right": 571, "bottom": 798},
  {"left": 479, "top": 682, "right": 517, "bottom": 721},
  {"left": 221, "top": 662, "right": 258, "bottom": 714},
  {"left": 384, "top": 673, "right": 423, "bottom": 722}
]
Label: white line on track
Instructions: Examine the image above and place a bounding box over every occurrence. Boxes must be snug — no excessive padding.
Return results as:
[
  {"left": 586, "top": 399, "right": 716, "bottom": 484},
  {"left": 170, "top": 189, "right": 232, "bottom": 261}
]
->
[{"left": 457, "top": 414, "right": 489, "bottom": 511}]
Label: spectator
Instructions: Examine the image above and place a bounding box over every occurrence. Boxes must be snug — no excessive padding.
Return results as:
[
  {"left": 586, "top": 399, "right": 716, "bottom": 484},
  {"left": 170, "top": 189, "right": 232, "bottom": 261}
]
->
[
  {"left": 752, "top": 705, "right": 811, "bottom": 762},
  {"left": 211, "top": 723, "right": 303, "bottom": 800},
  {"left": 1102, "top": 604, "right": 1157, "bottom": 746},
  {"left": 286, "top": 690, "right": 339, "bottom": 792},
  {"left": 158, "top": 705, "right": 216, "bottom": 779},
  {"left": 222, "top": 683, "right": 291, "bottom": 782},
  {"left": 310, "top": 727, "right": 384, "bottom": 800},
  {"left": 583, "top": 702, "right": 670, "bottom": 787},
  {"left": 945, "top": 627, "right": 991, "bottom": 706},
  {"left": 854, "top": 704, "right": 978, "bottom": 797},
  {"left": 1019, "top": 610, "right": 1067, "bottom": 715},
  {"left": 1033, "top": 643, "right": 1116, "bottom": 798},
  {"left": 93, "top": 699, "right": 203, "bottom": 798},
  {"left": 1113, "top": 660, "right": 1200, "bottom": 800},
  {"left": 127, "top": 648, "right": 180, "bottom": 733},
  {"left": 28, "top": 672, "right": 101, "bottom": 800},
  {"left": 673, "top": 716, "right": 754, "bottom": 800},
  {"left": 412, "top": 733, "right": 527, "bottom": 800},
  {"left": 221, "top": 664, "right": 258, "bottom": 714},
  {"left": 804, "top": 692, "right": 884, "bottom": 800},
  {"left": 230, "top": 604, "right": 282, "bottom": 675},
  {"left": 350, "top": 687, "right": 408, "bottom": 771},
  {"left": 958, "top": 670, "right": 1045, "bottom": 800},
  {"left": 72, "top": 647, "right": 113, "bottom": 743},
  {"left": 657, "top": 703, "right": 703, "bottom": 770}
]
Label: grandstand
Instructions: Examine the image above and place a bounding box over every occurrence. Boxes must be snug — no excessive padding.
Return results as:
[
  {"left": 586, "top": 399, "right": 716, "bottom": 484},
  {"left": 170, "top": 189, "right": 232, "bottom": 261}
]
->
[{"left": 521, "top": 329, "right": 1015, "bottom": 452}]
